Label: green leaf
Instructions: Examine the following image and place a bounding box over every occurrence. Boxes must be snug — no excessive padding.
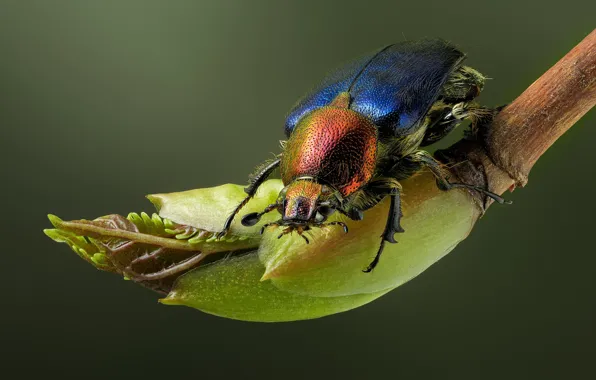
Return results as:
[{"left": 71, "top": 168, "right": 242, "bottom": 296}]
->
[
  {"left": 162, "top": 251, "right": 390, "bottom": 322},
  {"left": 44, "top": 220, "right": 116, "bottom": 273},
  {"left": 45, "top": 211, "right": 259, "bottom": 293},
  {"left": 147, "top": 180, "right": 284, "bottom": 236}
]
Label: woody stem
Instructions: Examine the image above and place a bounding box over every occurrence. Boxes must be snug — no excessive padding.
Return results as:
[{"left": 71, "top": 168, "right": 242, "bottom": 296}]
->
[{"left": 444, "top": 28, "right": 596, "bottom": 207}]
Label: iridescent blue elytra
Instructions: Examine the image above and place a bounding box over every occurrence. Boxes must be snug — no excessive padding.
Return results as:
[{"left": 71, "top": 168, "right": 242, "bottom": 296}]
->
[
  {"left": 218, "top": 38, "right": 508, "bottom": 273},
  {"left": 285, "top": 39, "right": 464, "bottom": 139}
]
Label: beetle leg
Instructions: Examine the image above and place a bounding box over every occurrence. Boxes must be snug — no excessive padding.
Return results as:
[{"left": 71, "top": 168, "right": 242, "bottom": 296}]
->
[
  {"left": 409, "top": 150, "right": 511, "bottom": 205},
  {"left": 216, "top": 158, "right": 281, "bottom": 239},
  {"left": 260, "top": 222, "right": 280, "bottom": 235},
  {"left": 324, "top": 221, "right": 349, "bottom": 234},
  {"left": 445, "top": 102, "right": 495, "bottom": 122},
  {"left": 277, "top": 226, "right": 296, "bottom": 239},
  {"left": 337, "top": 206, "right": 364, "bottom": 221},
  {"left": 299, "top": 233, "right": 310, "bottom": 244},
  {"left": 422, "top": 61, "right": 496, "bottom": 147},
  {"left": 363, "top": 186, "right": 404, "bottom": 273}
]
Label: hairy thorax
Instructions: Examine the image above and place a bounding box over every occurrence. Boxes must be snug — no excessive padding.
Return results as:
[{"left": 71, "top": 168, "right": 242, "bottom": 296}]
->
[{"left": 280, "top": 106, "right": 378, "bottom": 197}]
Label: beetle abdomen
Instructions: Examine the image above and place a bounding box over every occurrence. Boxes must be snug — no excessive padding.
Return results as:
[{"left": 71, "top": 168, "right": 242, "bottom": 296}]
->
[{"left": 280, "top": 106, "right": 377, "bottom": 196}]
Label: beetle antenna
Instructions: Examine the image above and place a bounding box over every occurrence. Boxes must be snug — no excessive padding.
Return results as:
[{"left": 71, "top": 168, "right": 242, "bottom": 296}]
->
[
  {"left": 241, "top": 203, "right": 279, "bottom": 227},
  {"left": 260, "top": 222, "right": 280, "bottom": 234}
]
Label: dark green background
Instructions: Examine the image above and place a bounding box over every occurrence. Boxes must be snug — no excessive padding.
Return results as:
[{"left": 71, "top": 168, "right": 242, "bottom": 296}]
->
[{"left": 1, "top": 1, "right": 594, "bottom": 379}]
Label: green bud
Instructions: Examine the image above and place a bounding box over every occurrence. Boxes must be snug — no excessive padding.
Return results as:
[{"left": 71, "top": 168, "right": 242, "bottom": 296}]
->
[
  {"left": 258, "top": 173, "right": 480, "bottom": 297},
  {"left": 45, "top": 174, "right": 481, "bottom": 321},
  {"left": 161, "top": 252, "right": 389, "bottom": 322}
]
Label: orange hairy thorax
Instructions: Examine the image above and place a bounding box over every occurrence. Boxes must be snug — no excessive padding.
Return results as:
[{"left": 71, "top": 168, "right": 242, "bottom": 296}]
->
[{"left": 280, "top": 103, "right": 378, "bottom": 197}]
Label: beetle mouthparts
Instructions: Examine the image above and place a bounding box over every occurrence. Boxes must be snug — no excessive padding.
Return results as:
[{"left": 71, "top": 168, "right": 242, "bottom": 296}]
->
[{"left": 260, "top": 220, "right": 349, "bottom": 247}]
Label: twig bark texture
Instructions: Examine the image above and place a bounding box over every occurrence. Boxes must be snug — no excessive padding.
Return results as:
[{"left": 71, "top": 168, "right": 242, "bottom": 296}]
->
[
  {"left": 444, "top": 29, "right": 595, "bottom": 207},
  {"left": 484, "top": 29, "right": 596, "bottom": 194}
]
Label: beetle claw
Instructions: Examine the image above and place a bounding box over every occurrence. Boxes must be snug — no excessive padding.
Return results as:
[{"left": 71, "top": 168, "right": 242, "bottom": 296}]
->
[
  {"left": 324, "top": 221, "right": 348, "bottom": 234},
  {"left": 340, "top": 222, "right": 348, "bottom": 234},
  {"left": 301, "top": 234, "right": 310, "bottom": 244}
]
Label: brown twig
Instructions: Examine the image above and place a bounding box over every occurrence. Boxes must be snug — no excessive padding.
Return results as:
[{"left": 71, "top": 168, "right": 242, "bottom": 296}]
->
[{"left": 444, "top": 29, "right": 596, "bottom": 206}]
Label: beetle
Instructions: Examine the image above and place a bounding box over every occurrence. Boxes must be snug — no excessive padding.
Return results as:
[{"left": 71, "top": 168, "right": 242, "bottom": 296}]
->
[{"left": 216, "top": 38, "right": 508, "bottom": 272}]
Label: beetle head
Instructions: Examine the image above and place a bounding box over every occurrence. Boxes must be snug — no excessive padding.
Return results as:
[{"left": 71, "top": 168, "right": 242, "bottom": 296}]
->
[
  {"left": 281, "top": 179, "right": 324, "bottom": 222},
  {"left": 240, "top": 178, "right": 347, "bottom": 242}
]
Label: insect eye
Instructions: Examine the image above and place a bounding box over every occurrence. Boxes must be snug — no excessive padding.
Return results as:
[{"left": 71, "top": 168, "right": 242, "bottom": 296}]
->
[{"left": 317, "top": 205, "right": 335, "bottom": 217}]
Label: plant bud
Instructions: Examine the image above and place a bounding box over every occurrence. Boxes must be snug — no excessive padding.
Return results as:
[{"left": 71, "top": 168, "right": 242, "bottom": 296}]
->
[{"left": 46, "top": 173, "right": 481, "bottom": 321}]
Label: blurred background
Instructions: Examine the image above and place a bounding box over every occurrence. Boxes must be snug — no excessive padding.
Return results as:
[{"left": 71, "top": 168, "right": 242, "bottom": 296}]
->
[{"left": 1, "top": 1, "right": 594, "bottom": 379}]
